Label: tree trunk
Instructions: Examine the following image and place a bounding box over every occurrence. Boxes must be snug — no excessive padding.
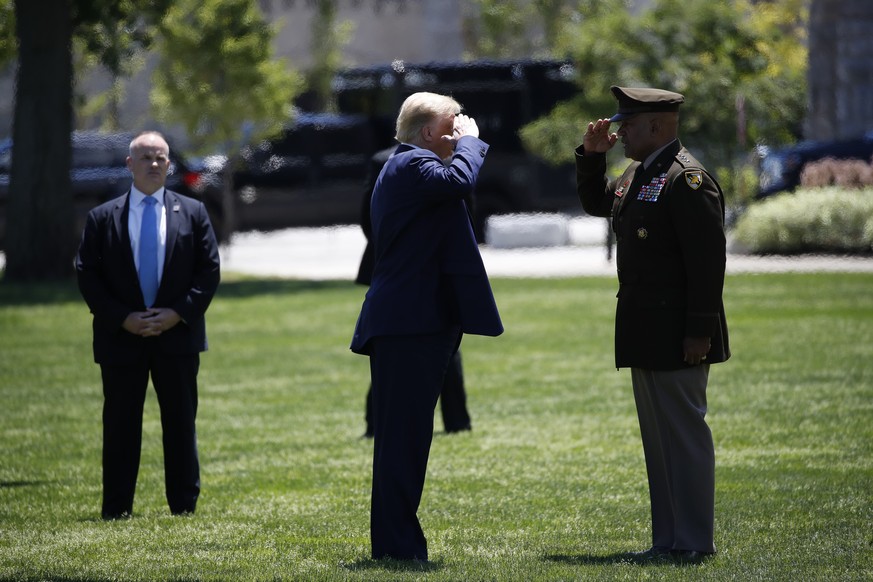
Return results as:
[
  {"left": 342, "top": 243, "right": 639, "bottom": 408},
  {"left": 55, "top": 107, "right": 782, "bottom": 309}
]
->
[{"left": 4, "top": 0, "right": 74, "bottom": 281}]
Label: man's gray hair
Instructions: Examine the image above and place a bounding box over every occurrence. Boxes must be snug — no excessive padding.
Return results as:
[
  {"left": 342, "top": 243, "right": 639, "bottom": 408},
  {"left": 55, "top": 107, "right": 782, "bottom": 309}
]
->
[{"left": 395, "top": 92, "right": 461, "bottom": 144}]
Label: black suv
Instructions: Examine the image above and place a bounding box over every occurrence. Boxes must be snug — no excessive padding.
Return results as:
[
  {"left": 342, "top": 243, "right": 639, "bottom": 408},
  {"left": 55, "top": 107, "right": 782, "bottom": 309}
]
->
[
  {"left": 0, "top": 131, "right": 227, "bottom": 248},
  {"left": 331, "top": 58, "right": 579, "bottom": 235},
  {"left": 228, "top": 112, "right": 376, "bottom": 232},
  {"left": 229, "top": 59, "right": 579, "bottom": 239}
]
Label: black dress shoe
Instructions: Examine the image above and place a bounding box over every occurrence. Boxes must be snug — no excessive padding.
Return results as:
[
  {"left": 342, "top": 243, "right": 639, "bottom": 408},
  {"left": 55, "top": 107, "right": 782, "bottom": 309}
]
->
[
  {"left": 672, "top": 549, "right": 714, "bottom": 563},
  {"left": 630, "top": 546, "right": 671, "bottom": 561},
  {"left": 444, "top": 424, "right": 471, "bottom": 434},
  {"left": 101, "top": 511, "right": 131, "bottom": 521}
]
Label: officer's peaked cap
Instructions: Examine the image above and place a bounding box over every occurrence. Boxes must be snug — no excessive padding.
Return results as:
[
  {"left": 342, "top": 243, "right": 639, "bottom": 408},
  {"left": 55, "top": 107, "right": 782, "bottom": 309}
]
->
[{"left": 609, "top": 86, "right": 685, "bottom": 122}]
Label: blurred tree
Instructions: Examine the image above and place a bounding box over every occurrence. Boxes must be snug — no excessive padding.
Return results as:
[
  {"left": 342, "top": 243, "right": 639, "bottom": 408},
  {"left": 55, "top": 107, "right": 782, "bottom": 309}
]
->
[
  {"left": 304, "top": 0, "right": 354, "bottom": 112},
  {"left": 0, "top": 0, "right": 14, "bottom": 66},
  {"left": 151, "top": 0, "right": 303, "bottom": 239},
  {"left": 1, "top": 0, "right": 301, "bottom": 281},
  {"left": 2, "top": 0, "right": 170, "bottom": 282},
  {"left": 519, "top": 0, "right": 808, "bottom": 183},
  {"left": 151, "top": 0, "right": 302, "bottom": 153},
  {"left": 462, "top": 0, "right": 577, "bottom": 59}
]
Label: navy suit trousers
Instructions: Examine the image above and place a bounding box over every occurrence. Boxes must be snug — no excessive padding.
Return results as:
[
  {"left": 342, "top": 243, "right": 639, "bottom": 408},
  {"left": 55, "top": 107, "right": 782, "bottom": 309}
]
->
[
  {"left": 368, "top": 328, "right": 461, "bottom": 560},
  {"left": 100, "top": 349, "right": 200, "bottom": 518}
]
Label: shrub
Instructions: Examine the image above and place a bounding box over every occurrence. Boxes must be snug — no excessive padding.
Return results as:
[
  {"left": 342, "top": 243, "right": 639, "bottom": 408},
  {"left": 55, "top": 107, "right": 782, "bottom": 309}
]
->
[
  {"left": 732, "top": 187, "right": 873, "bottom": 254},
  {"left": 800, "top": 156, "right": 873, "bottom": 189}
]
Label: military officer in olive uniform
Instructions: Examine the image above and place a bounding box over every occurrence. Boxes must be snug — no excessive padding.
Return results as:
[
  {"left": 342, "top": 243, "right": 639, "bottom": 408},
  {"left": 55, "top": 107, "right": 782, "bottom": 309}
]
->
[{"left": 575, "top": 86, "right": 730, "bottom": 563}]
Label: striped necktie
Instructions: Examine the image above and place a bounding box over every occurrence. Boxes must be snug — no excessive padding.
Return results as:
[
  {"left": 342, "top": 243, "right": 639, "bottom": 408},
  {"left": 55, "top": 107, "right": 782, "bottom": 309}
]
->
[{"left": 139, "top": 196, "right": 159, "bottom": 308}]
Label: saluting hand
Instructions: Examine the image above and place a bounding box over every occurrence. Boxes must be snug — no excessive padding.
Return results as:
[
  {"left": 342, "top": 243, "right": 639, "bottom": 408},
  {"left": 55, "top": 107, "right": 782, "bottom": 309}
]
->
[
  {"left": 441, "top": 114, "right": 479, "bottom": 147},
  {"left": 583, "top": 118, "right": 618, "bottom": 155}
]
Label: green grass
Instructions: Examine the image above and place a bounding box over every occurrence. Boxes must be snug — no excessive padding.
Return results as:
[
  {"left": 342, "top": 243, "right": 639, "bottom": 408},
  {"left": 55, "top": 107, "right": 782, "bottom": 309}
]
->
[{"left": 1, "top": 273, "right": 871, "bottom": 581}]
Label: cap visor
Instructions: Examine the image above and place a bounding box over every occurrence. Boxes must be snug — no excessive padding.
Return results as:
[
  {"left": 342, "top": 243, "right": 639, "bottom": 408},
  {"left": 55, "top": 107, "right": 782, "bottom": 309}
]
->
[{"left": 609, "top": 112, "right": 633, "bottom": 122}]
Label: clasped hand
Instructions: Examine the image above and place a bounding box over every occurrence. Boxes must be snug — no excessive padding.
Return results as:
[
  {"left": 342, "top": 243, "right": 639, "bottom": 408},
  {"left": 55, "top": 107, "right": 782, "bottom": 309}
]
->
[{"left": 123, "top": 308, "right": 182, "bottom": 337}]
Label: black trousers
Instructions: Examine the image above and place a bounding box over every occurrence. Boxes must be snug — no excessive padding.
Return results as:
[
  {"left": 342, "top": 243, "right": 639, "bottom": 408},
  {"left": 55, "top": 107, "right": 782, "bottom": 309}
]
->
[
  {"left": 365, "top": 349, "right": 471, "bottom": 435},
  {"left": 100, "top": 350, "right": 200, "bottom": 518},
  {"left": 368, "top": 328, "right": 461, "bottom": 560}
]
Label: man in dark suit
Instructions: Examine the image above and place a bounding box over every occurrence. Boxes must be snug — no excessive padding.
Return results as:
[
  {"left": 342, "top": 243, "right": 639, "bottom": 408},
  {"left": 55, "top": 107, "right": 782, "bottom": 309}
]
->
[
  {"left": 76, "top": 130, "right": 221, "bottom": 520},
  {"left": 350, "top": 92, "right": 503, "bottom": 561},
  {"left": 356, "top": 147, "right": 472, "bottom": 438},
  {"left": 575, "top": 87, "right": 730, "bottom": 563}
]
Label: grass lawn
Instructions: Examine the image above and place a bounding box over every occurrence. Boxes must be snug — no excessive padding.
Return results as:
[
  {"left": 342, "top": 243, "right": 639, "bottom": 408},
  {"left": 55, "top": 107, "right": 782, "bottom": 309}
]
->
[{"left": 1, "top": 272, "right": 871, "bottom": 581}]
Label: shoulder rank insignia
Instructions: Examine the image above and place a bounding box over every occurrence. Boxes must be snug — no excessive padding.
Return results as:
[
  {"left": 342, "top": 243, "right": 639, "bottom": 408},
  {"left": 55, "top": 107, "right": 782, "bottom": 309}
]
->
[{"left": 685, "top": 170, "right": 703, "bottom": 190}]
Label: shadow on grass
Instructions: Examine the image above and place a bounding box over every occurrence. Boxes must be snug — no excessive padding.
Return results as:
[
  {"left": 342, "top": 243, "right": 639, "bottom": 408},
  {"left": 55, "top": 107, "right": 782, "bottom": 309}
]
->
[
  {"left": 216, "top": 277, "right": 354, "bottom": 299},
  {"left": 545, "top": 552, "right": 676, "bottom": 567},
  {"left": 342, "top": 558, "right": 443, "bottom": 574},
  {"left": 0, "top": 480, "right": 49, "bottom": 488},
  {"left": 0, "top": 277, "right": 354, "bottom": 306},
  {"left": 1, "top": 578, "right": 199, "bottom": 582},
  {"left": 0, "top": 279, "right": 81, "bottom": 305}
]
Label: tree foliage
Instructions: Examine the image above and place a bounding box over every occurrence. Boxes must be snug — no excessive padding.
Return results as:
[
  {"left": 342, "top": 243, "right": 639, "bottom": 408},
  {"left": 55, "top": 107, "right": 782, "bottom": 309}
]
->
[
  {"left": 0, "top": 0, "right": 15, "bottom": 67},
  {"left": 519, "top": 0, "right": 808, "bottom": 173},
  {"left": 151, "top": 0, "right": 303, "bottom": 154},
  {"left": 72, "top": 0, "right": 172, "bottom": 77},
  {"left": 304, "top": 0, "right": 355, "bottom": 112},
  {"left": 462, "top": 0, "right": 578, "bottom": 59},
  {"left": 2, "top": 0, "right": 173, "bottom": 281},
  {"left": 2, "top": 0, "right": 302, "bottom": 281}
]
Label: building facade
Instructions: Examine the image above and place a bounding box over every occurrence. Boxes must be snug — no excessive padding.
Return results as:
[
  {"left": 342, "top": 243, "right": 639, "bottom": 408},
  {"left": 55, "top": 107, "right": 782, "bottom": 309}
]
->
[{"left": 805, "top": 0, "right": 873, "bottom": 140}]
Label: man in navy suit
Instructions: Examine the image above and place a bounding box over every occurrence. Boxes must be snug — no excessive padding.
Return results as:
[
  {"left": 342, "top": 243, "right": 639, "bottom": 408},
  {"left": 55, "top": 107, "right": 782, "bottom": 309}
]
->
[
  {"left": 351, "top": 92, "right": 504, "bottom": 561},
  {"left": 356, "top": 147, "right": 474, "bottom": 438},
  {"left": 76, "top": 131, "right": 220, "bottom": 519}
]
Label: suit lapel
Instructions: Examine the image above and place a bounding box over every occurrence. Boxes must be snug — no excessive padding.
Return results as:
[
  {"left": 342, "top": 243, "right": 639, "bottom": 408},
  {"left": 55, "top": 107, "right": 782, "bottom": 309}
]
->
[
  {"left": 113, "top": 192, "right": 130, "bottom": 246},
  {"left": 115, "top": 191, "right": 140, "bottom": 283},
  {"left": 163, "top": 190, "right": 180, "bottom": 269},
  {"left": 614, "top": 162, "right": 644, "bottom": 220}
]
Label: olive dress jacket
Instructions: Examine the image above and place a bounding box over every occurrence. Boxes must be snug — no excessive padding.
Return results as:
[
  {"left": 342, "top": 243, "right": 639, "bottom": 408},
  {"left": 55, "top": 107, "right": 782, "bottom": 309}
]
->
[{"left": 576, "top": 140, "right": 730, "bottom": 370}]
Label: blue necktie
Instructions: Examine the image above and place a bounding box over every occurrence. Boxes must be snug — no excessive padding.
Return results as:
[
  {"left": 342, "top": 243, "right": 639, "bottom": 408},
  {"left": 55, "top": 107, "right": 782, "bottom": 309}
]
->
[{"left": 139, "top": 196, "right": 159, "bottom": 308}]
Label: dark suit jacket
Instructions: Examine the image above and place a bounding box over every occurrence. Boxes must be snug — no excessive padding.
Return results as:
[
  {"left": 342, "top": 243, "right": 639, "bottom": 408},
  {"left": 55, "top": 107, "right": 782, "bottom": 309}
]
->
[
  {"left": 76, "top": 189, "right": 221, "bottom": 364},
  {"left": 350, "top": 137, "right": 503, "bottom": 355},
  {"left": 575, "top": 140, "right": 730, "bottom": 370}
]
